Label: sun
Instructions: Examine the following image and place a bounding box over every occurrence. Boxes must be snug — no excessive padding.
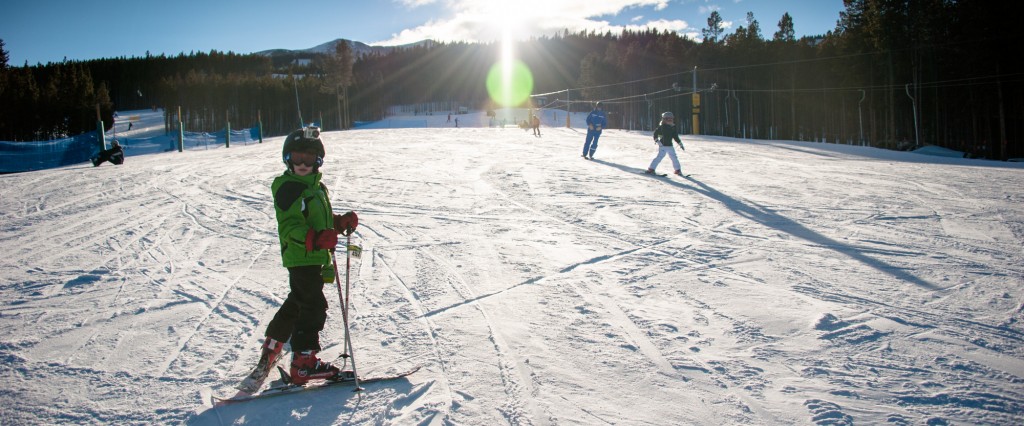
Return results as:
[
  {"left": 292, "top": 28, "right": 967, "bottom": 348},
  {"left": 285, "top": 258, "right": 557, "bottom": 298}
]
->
[
  {"left": 484, "top": 14, "right": 534, "bottom": 107},
  {"left": 476, "top": 1, "right": 533, "bottom": 42},
  {"left": 486, "top": 33, "right": 533, "bottom": 107}
]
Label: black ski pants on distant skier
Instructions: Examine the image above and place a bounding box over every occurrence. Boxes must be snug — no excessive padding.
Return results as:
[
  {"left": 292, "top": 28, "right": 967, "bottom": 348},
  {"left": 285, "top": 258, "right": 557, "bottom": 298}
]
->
[{"left": 265, "top": 265, "right": 328, "bottom": 353}]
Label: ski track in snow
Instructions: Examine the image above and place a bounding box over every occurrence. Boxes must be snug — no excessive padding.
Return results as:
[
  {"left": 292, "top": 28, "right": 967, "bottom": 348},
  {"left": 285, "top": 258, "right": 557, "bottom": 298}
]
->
[{"left": 1, "top": 110, "right": 1023, "bottom": 425}]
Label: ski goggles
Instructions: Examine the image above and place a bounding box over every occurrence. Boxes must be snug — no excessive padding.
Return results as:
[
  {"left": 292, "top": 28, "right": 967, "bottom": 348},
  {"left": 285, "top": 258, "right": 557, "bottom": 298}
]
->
[{"left": 287, "top": 151, "right": 321, "bottom": 167}]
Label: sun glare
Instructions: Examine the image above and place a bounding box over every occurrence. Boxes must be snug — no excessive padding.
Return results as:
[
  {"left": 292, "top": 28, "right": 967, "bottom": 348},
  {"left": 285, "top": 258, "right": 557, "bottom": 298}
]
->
[
  {"left": 485, "top": 16, "right": 533, "bottom": 107},
  {"left": 479, "top": 1, "right": 532, "bottom": 42}
]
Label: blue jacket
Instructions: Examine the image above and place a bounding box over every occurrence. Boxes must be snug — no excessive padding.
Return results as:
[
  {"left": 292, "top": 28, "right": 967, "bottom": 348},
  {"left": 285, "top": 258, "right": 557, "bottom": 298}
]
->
[{"left": 586, "top": 109, "right": 607, "bottom": 132}]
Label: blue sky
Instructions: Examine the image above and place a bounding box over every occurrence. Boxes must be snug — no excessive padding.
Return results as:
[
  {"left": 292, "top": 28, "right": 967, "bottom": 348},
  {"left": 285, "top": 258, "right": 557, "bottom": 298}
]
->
[{"left": 2, "top": 0, "right": 846, "bottom": 66}]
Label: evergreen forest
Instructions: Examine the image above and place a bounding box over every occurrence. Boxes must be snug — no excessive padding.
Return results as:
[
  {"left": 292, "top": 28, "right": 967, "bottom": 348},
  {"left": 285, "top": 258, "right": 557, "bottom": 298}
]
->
[{"left": 0, "top": 0, "right": 1019, "bottom": 159}]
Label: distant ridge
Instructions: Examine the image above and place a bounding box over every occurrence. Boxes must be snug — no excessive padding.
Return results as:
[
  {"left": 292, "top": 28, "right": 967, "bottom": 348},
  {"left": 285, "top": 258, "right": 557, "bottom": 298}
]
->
[{"left": 256, "top": 39, "right": 435, "bottom": 58}]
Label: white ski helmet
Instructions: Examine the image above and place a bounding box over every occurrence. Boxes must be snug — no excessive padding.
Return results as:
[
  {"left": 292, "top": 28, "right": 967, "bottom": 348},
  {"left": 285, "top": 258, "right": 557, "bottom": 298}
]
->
[{"left": 661, "top": 111, "right": 674, "bottom": 120}]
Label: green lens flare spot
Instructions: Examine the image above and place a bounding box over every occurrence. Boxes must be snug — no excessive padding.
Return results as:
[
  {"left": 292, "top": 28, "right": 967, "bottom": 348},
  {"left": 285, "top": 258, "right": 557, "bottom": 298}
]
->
[{"left": 486, "top": 60, "right": 534, "bottom": 107}]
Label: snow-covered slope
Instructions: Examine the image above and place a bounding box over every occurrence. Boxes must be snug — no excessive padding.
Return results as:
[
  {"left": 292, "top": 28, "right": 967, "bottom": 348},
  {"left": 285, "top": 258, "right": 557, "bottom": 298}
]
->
[{"left": 1, "top": 117, "right": 1022, "bottom": 424}]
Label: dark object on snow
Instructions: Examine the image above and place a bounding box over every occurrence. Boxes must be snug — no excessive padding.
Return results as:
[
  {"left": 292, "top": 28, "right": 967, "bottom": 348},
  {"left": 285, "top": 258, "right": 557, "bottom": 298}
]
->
[{"left": 92, "top": 141, "right": 124, "bottom": 166}]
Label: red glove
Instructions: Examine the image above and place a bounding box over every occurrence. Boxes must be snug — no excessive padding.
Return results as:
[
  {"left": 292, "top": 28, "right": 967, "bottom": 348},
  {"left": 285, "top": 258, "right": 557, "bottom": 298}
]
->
[
  {"left": 305, "top": 228, "right": 338, "bottom": 251},
  {"left": 334, "top": 211, "right": 358, "bottom": 235}
]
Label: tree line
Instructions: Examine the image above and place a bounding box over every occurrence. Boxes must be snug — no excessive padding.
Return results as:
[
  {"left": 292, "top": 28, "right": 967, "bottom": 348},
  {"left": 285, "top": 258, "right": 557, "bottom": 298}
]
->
[
  {"left": 1, "top": 0, "right": 1019, "bottom": 159},
  {"left": 0, "top": 39, "right": 115, "bottom": 141}
]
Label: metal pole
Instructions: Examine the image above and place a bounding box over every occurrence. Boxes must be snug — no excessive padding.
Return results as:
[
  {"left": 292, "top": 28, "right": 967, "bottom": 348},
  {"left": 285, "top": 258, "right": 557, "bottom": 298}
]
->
[
  {"left": 905, "top": 83, "right": 920, "bottom": 148},
  {"left": 724, "top": 90, "right": 730, "bottom": 133},
  {"left": 294, "top": 76, "right": 304, "bottom": 127},
  {"left": 333, "top": 235, "right": 362, "bottom": 391},
  {"left": 691, "top": 67, "right": 700, "bottom": 135},
  {"left": 733, "top": 90, "right": 741, "bottom": 138},
  {"left": 96, "top": 104, "right": 107, "bottom": 150},
  {"left": 858, "top": 89, "right": 865, "bottom": 146},
  {"left": 645, "top": 94, "right": 650, "bottom": 131},
  {"left": 565, "top": 89, "right": 571, "bottom": 128},
  {"left": 225, "top": 110, "right": 230, "bottom": 148},
  {"left": 177, "top": 106, "right": 184, "bottom": 152}
]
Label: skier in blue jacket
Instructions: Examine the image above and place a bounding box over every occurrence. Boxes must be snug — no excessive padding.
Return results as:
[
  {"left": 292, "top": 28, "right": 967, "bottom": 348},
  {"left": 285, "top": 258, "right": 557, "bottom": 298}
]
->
[{"left": 581, "top": 101, "right": 607, "bottom": 159}]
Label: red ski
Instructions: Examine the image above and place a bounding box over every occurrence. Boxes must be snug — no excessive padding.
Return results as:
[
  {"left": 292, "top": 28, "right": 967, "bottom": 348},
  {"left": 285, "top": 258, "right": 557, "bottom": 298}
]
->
[{"left": 210, "top": 365, "right": 420, "bottom": 405}]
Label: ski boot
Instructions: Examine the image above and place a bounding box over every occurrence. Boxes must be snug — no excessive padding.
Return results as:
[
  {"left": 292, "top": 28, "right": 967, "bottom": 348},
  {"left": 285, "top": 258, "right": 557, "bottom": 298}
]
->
[
  {"left": 289, "top": 350, "right": 341, "bottom": 385},
  {"left": 674, "top": 169, "right": 683, "bottom": 176},
  {"left": 645, "top": 168, "right": 656, "bottom": 174},
  {"left": 237, "top": 338, "right": 284, "bottom": 393}
]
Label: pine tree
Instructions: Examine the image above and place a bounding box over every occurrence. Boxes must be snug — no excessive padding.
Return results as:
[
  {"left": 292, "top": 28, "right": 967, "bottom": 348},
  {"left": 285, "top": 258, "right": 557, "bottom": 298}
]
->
[
  {"left": 0, "top": 38, "right": 9, "bottom": 69},
  {"left": 774, "top": 12, "right": 796, "bottom": 42},
  {"left": 0, "top": 39, "right": 10, "bottom": 139},
  {"left": 702, "top": 11, "right": 725, "bottom": 43},
  {"left": 318, "top": 40, "right": 354, "bottom": 130}
]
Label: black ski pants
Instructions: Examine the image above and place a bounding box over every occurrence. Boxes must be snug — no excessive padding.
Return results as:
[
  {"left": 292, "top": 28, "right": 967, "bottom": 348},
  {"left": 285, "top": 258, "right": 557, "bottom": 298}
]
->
[{"left": 265, "top": 265, "right": 328, "bottom": 353}]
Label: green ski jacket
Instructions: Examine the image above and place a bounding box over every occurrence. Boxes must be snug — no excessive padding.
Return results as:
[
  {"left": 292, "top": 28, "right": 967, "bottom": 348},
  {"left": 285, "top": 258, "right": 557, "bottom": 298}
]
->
[{"left": 272, "top": 171, "right": 336, "bottom": 278}]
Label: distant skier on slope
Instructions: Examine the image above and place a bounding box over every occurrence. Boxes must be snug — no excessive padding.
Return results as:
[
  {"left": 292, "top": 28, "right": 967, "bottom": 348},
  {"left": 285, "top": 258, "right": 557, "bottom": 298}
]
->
[
  {"left": 531, "top": 114, "right": 541, "bottom": 136},
  {"left": 646, "top": 111, "right": 686, "bottom": 176},
  {"left": 91, "top": 140, "right": 124, "bottom": 166},
  {"left": 581, "top": 101, "right": 607, "bottom": 159},
  {"left": 239, "top": 126, "right": 360, "bottom": 393}
]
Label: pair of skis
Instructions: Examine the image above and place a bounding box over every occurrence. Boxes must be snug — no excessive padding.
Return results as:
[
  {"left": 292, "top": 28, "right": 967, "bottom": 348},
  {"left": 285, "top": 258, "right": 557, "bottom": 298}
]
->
[
  {"left": 211, "top": 236, "right": 419, "bottom": 405},
  {"left": 580, "top": 154, "right": 691, "bottom": 178},
  {"left": 641, "top": 172, "right": 692, "bottom": 178},
  {"left": 211, "top": 365, "right": 421, "bottom": 405}
]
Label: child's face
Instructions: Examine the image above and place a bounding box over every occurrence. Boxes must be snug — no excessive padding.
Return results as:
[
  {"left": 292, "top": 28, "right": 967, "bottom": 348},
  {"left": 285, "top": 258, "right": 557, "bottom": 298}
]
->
[
  {"left": 293, "top": 163, "right": 313, "bottom": 176},
  {"left": 289, "top": 151, "right": 318, "bottom": 176}
]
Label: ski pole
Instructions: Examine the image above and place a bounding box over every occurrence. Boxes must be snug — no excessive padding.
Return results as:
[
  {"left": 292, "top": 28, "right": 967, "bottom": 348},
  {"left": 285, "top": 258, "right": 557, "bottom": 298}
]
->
[
  {"left": 333, "top": 231, "right": 362, "bottom": 391},
  {"left": 343, "top": 231, "right": 363, "bottom": 391},
  {"left": 331, "top": 251, "right": 350, "bottom": 366}
]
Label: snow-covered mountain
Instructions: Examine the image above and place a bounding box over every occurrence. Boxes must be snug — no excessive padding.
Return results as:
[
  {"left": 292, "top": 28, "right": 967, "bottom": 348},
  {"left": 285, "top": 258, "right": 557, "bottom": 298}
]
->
[
  {"left": 1, "top": 109, "right": 1022, "bottom": 424},
  {"left": 256, "top": 38, "right": 434, "bottom": 58}
]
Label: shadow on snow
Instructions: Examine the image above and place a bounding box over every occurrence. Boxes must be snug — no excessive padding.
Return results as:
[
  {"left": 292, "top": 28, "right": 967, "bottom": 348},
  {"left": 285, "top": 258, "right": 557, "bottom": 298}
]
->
[{"left": 589, "top": 158, "right": 940, "bottom": 291}]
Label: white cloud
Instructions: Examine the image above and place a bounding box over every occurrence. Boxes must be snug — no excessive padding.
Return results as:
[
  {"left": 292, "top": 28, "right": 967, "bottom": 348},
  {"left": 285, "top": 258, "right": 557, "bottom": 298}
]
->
[
  {"left": 398, "top": 0, "right": 438, "bottom": 6},
  {"left": 624, "top": 18, "right": 690, "bottom": 33},
  {"left": 373, "top": 0, "right": 691, "bottom": 45},
  {"left": 698, "top": 4, "right": 720, "bottom": 15}
]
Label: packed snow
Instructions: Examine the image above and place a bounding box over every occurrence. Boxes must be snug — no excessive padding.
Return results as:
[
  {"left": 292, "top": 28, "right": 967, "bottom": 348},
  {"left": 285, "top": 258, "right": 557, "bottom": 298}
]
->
[{"left": 1, "top": 109, "right": 1022, "bottom": 425}]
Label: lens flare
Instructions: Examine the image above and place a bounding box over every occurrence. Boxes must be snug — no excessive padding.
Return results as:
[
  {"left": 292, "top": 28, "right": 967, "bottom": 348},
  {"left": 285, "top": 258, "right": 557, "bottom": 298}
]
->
[
  {"left": 487, "top": 28, "right": 533, "bottom": 107},
  {"left": 487, "top": 60, "right": 533, "bottom": 107}
]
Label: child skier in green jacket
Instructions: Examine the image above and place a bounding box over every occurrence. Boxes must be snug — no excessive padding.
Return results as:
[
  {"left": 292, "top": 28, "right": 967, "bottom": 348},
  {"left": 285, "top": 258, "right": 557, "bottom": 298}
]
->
[{"left": 239, "top": 126, "right": 359, "bottom": 392}]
